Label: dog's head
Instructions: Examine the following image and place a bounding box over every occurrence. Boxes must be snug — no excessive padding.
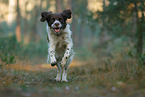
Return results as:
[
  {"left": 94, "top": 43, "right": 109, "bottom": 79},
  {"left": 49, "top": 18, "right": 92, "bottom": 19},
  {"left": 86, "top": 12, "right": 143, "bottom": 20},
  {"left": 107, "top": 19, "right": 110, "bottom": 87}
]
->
[{"left": 40, "top": 10, "right": 72, "bottom": 34}]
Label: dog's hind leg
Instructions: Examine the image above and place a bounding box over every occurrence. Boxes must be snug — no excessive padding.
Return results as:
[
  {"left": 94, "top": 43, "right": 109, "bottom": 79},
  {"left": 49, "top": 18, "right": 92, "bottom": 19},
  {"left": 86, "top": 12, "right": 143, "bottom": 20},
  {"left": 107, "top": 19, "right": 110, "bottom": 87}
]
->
[
  {"left": 55, "top": 63, "right": 62, "bottom": 81},
  {"left": 62, "top": 54, "right": 73, "bottom": 82},
  {"left": 62, "top": 66, "right": 68, "bottom": 82}
]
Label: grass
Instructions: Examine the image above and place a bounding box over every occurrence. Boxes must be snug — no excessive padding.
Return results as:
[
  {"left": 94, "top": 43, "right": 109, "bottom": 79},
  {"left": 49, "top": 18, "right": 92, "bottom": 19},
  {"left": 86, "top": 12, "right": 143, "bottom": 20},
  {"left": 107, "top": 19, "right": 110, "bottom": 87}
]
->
[
  {"left": 0, "top": 36, "right": 144, "bottom": 96},
  {"left": 0, "top": 57, "right": 144, "bottom": 97}
]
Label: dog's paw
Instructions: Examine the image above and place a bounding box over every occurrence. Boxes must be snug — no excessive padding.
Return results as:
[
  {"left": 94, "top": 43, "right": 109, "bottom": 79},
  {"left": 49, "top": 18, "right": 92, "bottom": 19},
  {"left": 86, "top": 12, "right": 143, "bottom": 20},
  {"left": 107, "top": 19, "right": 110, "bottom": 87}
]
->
[
  {"left": 54, "top": 77, "right": 61, "bottom": 81},
  {"left": 61, "top": 79, "right": 68, "bottom": 82},
  {"left": 51, "top": 62, "right": 57, "bottom": 66}
]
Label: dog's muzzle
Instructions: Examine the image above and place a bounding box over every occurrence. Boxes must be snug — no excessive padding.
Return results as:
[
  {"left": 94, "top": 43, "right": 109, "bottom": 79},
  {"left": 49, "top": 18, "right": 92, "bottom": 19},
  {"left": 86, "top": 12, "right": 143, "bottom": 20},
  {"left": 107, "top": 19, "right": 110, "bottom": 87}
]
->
[
  {"left": 51, "top": 20, "right": 62, "bottom": 34},
  {"left": 53, "top": 27, "right": 62, "bottom": 34}
]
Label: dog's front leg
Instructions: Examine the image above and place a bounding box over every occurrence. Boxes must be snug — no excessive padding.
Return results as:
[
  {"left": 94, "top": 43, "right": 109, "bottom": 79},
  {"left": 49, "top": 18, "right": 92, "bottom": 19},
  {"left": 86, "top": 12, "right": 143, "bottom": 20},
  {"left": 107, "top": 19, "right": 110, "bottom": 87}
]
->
[
  {"left": 62, "top": 66, "right": 68, "bottom": 82},
  {"left": 62, "top": 54, "right": 73, "bottom": 82},
  {"left": 55, "top": 63, "right": 62, "bottom": 81},
  {"left": 49, "top": 42, "right": 57, "bottom": 66},
  {"left": 60, "top": 46, "right": 71, "bottom": 82},
  {"left": 61, "top": 43, "right": 72, "bottom": 67}
]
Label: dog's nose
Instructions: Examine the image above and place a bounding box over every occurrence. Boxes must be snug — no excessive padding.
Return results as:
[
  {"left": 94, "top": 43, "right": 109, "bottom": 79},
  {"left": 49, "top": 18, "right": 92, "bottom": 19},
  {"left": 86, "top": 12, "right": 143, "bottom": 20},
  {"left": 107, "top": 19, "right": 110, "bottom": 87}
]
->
[{"left": 55, "top": 23, "right": 59, "bottom": 26}]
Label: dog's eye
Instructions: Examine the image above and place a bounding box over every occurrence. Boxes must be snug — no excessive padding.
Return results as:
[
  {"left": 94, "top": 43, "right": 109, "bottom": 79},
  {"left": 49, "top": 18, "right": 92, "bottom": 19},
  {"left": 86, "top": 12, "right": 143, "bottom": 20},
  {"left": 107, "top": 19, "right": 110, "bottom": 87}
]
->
[
  {"left": 59, "top": 18, "right": 62, "bottom": 21},
  {"left": 51, "top": 18, "right": 55, "bottom": 22}
]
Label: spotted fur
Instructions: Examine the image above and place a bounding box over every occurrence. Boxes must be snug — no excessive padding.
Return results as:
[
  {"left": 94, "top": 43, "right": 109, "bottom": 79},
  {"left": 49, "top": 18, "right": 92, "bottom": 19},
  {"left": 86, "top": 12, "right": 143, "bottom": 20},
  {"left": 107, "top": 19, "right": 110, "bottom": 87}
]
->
[{"left": 40, "top": 10, "right": 73, "bottom": 82}]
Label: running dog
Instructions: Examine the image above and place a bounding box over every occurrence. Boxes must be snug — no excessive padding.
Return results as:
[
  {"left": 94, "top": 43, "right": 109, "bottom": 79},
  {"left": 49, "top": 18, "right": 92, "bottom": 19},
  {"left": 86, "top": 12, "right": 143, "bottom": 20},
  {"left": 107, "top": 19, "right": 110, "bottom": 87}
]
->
[{"left": 40, "top": 10, "right": 73, "bottom": 82}]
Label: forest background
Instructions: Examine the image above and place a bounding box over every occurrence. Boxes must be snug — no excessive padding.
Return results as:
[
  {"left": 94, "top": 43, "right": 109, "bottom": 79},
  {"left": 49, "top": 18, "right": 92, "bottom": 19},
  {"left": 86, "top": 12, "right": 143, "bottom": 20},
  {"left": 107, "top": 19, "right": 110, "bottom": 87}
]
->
[{"left": 0, "top": 0, "right": 144, "bottom": 97}]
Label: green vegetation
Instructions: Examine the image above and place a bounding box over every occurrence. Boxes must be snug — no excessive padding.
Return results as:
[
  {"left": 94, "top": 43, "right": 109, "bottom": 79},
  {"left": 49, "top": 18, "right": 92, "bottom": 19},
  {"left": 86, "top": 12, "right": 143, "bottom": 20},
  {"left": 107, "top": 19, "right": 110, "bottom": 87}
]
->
[
  {"left": 0, "top": 36, "right": 144, "bottom": 96},
  {"left": 0, "top": 55, "right": 144, "bottom": 97},
  {"left": 0, "top": 0, "right": 144, "bottom": 97}
]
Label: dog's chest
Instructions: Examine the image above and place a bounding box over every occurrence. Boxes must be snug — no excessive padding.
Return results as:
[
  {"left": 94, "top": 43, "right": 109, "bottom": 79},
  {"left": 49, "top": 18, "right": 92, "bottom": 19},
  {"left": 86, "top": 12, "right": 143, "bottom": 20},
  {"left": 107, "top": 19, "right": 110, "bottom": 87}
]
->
[
  {"left": 55, "top": 35, "right": 66, "bottom": 48},
  {"left": 52, "top": 34, "right": 67, "bottom": 60}
]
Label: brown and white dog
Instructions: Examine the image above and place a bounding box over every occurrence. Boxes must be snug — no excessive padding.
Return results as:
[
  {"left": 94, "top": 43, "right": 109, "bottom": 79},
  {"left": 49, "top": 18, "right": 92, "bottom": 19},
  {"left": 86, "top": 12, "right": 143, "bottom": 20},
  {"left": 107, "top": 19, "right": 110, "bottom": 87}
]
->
[{"left": 40, "top": 10, "right": 73, "bottom": 82}]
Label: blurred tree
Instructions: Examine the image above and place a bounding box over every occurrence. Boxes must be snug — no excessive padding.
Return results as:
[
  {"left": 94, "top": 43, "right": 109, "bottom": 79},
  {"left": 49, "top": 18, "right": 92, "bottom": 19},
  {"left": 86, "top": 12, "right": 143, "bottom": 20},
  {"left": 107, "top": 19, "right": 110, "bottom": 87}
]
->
[
  {"left": 99, "top": 0, "right": 110, "bottom": 44},
  {"left": 71, "top": 0, "right": 88, "bottom": 47},
  {"left": 96, "top": 0, "right": 145, "bottom": 56},
  {"left": 22, "top": 0, "right": 50, "bottom": 43},
  {"left": 30, "top": 0, "right": 42, "bottom": 42},
  {"left": 56, "top": 0, "right": 64, "bottom": 12},
  {"left": 8, "top": 0, "right": 15, "bottom": 24},
  {"left": 71, "top": 0, "right": 78, "bottom": 47},
  {"left": 15, "top": 0, "right": 21, "bottom": 42},
  {"left": 134, "top": 1, "right": 144, "bottom": 57},
  {"left": 23, "top": 0, "right": 29, "bottom": 43},
  {"left": 77, "top": 0, "right": 88, "bottom": 46}
]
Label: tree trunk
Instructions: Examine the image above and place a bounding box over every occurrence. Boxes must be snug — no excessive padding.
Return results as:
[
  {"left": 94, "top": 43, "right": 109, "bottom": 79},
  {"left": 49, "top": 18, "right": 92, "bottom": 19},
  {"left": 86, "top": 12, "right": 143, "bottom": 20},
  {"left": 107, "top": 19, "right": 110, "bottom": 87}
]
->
[
  {"left": 136, "top": 2, "right": 144, "bottom": 56},
  {"left": 66, "top": 0, "right": 71, "bottom": 9},
  {"left": 134, "top": 1, "right": 144, "bottom": 56},
  {"left": 55, "top": 0, "right": 63, "bottom": 12},
  {"left": 16, "top": 0, "right": 21, "bottom": 42},
  {"left": 130, "top": 11, "right": 137, "bottom": 47},
  {"left": 30, "top": 0, "right": 41, "bottom": 42},
  {"left": 23, "top": 0, "right": 29, "bottom": 44},
  {"left": 77, "top": 0, "right": 88, "bottom": 46},
  {"left": 71, "top": 0, "right": 78, "bottom": 47},
  {"left": 100, "top": 0, "right": 109, "bottom": 44}
]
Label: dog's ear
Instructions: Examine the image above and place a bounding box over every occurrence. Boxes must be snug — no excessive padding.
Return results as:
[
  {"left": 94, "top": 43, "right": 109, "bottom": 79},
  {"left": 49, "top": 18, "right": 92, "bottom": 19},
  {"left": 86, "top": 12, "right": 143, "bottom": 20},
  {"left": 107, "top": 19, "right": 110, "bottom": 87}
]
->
[
  {"left": 61, "top": 10, "right": 72, "bottom": 20},
  {"left": 40, "top": 11, "right": 52, "bottom": 22}
]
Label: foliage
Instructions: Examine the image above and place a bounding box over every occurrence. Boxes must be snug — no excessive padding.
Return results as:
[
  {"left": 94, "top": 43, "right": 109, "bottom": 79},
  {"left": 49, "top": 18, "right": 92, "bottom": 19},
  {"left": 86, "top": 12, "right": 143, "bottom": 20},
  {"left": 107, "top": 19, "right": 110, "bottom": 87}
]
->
[
  {"left": 0, "top": 35, "right": 48, "bottom": 65},
  {"left": 128, "top": 49, "right": 145, "bottom": 71},
  {"left": 0, "top": 57, "right": 144, "bottom": 96},
  {"left": 0, "top": 0, "right": 144, "bottom": 96},
  {"left": 0, "top": 51, "right": 15, "bottom": 66},
  {"left": 94, "top": 0, "right": 145, "bottom": 56},
  {"left": 0, "top": 36, "right": 16, "bottom": 66}
]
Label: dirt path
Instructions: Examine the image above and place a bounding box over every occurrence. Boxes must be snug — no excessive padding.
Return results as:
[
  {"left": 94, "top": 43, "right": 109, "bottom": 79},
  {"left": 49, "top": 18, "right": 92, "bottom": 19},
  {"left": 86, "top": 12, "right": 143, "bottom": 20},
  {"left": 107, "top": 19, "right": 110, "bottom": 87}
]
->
[{"left": 0, "top": 61, "right": 144, "bottom": 97}]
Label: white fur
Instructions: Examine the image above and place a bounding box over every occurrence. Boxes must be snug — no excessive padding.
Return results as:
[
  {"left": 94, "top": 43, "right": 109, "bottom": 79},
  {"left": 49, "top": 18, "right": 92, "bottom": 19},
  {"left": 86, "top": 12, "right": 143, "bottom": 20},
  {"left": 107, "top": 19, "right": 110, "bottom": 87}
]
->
[
  {"left": 51, "top": 20, "right": 62, "bottom": 28},
  {"left": 47, "top": 24, "right": 73, "bottom": 82}
]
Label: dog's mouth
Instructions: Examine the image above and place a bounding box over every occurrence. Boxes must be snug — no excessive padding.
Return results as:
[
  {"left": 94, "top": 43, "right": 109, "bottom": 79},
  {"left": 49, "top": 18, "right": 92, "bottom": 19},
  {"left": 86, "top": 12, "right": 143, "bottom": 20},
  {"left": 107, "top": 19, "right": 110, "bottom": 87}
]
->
[{"left": 53, "top": 27, "right": 62, "bottom": 34}]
